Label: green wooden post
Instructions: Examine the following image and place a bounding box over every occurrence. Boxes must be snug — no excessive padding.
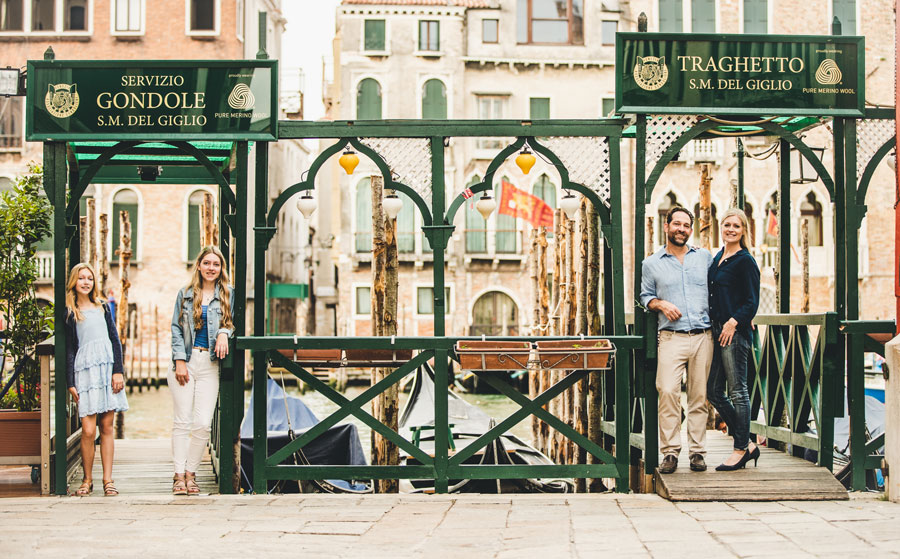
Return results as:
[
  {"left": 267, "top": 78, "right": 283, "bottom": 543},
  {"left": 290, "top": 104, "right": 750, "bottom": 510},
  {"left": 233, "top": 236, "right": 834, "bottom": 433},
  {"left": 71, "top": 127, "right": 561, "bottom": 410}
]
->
[
  {"left": 49, "top": 142, "right": 69, "bottom": 495},
  {"left": 430, "top": 136, "right": 450, "bottom": 494},
  {"left": 252, "top": 141, "right": 269, "bottom": 493},
  {"left": 778, "top": 139, "right": 791, "bottom": 313},
  {"left": 819, "top": 312, "right": 838, "bottom": 472},
  {"left": 843, "top": 120, "right": 866, "bottom": 491},
  {"left": 736, "top": 139, "right": 745, "bottom": 210},
  {"left": 608, "top": 136, "right": 629, "bottom": 492}
]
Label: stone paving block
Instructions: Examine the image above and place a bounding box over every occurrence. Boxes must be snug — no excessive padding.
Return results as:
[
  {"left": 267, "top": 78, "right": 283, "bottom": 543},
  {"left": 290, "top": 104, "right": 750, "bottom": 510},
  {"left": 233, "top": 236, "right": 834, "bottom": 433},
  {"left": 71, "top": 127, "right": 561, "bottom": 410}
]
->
[
  {"left": 300, "top": 521, "right": 374, "bottom": 535},
  {"left": 728, "top": 501, "right": 794, "bottom": 514}
]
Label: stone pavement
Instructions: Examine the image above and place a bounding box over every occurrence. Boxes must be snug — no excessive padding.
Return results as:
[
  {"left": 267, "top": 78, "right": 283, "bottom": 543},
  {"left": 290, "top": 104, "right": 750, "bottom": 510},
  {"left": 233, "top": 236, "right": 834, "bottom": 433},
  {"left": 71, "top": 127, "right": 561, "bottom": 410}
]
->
[{"left": 3, "top": 493, "right": 899, "bottom": 558}]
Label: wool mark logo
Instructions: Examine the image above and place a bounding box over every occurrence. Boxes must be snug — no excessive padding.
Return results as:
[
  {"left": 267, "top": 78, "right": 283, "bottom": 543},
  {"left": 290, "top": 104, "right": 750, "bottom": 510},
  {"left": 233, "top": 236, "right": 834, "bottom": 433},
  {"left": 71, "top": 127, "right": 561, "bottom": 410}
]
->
[
  {"left": 815, "top": 59, "right": 842, "bottom": 85},
  {"left": 633, "top": 56, "right": 668, "bottom": 91},
  {"left": 227, "top": 83, "right": 255, "bottom": 110},
  {"left": 45, "top": 83, "right": 80, "bottom": 118}
]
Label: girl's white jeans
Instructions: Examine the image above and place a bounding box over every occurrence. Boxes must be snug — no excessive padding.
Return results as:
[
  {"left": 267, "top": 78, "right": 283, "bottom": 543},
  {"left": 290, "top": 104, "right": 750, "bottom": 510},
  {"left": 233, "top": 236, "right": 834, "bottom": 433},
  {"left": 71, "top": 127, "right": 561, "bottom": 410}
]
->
[{"left": 167, "top": 351, "right": 219, "bottom": 473}]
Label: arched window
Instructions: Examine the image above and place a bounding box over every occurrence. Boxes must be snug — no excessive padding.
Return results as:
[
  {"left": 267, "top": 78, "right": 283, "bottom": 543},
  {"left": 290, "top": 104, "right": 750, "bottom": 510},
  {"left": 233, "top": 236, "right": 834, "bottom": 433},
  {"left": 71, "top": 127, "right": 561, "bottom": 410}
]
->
[
  {"left": 465, "top": 175, "right": 487, "bottom": 253},
  {"left": 187, "top": 189, "right": 213, "bottom": 261},
  {"left": 656, "top": 191, "right": 678, "bottom": 246},
  {"left": 422, "top": 79, "right": 447, "bottom": 119},
  {"left": 744, "top": 202, "right": 756, "bottom": 247},
  {"left": 693, "top": 202, "right": 719, "bottom": 248},
  {"left": 496, "top": 177, "right": 517, "bottom": 253},
  {"left": 472, "top": 291, "right": 519, "bottom": 336},
  {"left": 799, "top": 191, "right": 823, "bottom": 247},
  {"left": 533, "top": 174, "right": 556, "bottom": 238},
  {"left": 355, "top": 178, "right": 373, "bottom": 252},
  {"left": 764, "top": 192, "right": 778, "bottom": 246},
  {"left": 356, "top": 78, "right": 382, "bottom": 120},
  {"left": 111, "top": 188, "right": 139, "bottom": 261},
  {"left": 395, "top": 190, "right": 415, "bottom": 253}
]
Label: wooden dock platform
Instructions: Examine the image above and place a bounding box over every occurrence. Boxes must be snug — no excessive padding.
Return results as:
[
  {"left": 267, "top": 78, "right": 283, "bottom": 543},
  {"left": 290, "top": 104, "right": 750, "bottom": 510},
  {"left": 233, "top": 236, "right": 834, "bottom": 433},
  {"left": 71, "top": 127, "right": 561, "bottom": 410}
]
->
[
  {"left": 66, "top": 438, "right": 218, "bottom": 496},
  {"left": 655, "top": 430, "right": 848, "bottom": 501}
]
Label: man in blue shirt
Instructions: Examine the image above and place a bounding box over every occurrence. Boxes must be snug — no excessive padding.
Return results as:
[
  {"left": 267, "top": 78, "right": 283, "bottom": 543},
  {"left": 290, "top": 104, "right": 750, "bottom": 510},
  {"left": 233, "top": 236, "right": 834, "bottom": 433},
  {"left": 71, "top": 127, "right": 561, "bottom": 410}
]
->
[{"left": 640, "top": 207, "right": 714, "bottom": 474}]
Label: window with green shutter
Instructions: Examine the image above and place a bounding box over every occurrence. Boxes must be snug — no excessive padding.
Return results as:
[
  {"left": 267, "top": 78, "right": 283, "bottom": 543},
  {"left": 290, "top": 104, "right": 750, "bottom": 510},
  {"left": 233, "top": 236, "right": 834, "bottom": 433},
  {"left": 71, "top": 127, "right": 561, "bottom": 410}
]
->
[
  {"left": 111, "top": 189, "right": 139, "bottom": 262},
  {"left": 355, "top": 286, "right": 371, "bottom": 315},
  {"left": 422, "top": 79, "right": 447, "bottom": 119},
  {"left": 464, "top": 175, "right": 487, "bottom": 253},
  {"left": 187, "top": 190, "right": 206, "bottom": 262},
  {"left": 601, "top": 98, "right": 615, "bottom": 117},
  {"left": 364, "top": 19, "right": 385, "bottom": 51},
  {"left": 691, "top": 0, "right": 715, "bottom": 32},
  {"left": 659, "top": 0, "right": 683, "bottom": 32},
  {"left": 356, "top": 178, "right": 372, "bottom": 252},
  {"left": 396, "top": 190, "right": 415, "bottom": 253},
  {"left": 743, "top": 0, "right": 767, "bottom": 33},
  {"left": 832, "top": 0, "right": 855, "bottom": 34},
  {"left": 496, "top": 179, "right": 517, "bottom": 253},
  {"left": 417, "top": 286, "right": 451, "bottom": 314},
  {"left": 356, "top": 78, "right": 382, "bottom": 120},
  {"left": 418, "top": 20, "right": 439, "bottom": 51},
  {"left": 529, "top": 97, "right": 550, "bottom": 120}
]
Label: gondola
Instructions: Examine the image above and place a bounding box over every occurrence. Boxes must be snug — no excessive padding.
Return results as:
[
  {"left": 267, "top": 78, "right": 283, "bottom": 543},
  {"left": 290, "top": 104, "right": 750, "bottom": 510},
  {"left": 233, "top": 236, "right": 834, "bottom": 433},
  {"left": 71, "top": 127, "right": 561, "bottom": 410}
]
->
[
  {"left": 238, "top": 377, "right": 372, "bottom": 494},
  {"left": 398, "top": 363, "right": 572, "bottom": 494}
]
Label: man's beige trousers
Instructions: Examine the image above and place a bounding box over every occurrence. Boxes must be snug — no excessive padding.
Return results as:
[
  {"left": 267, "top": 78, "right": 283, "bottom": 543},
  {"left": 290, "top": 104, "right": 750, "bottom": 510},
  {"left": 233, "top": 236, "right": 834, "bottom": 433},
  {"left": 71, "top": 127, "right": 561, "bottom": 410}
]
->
[{"left": 656, "top": 329, "right": 714, "bottom": 457}]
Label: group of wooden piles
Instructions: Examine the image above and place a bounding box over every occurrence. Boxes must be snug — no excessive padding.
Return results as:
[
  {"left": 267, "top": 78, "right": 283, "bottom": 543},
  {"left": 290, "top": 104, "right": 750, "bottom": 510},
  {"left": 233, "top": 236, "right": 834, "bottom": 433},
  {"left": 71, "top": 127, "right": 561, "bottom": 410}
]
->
[{"left": 526, "top": 201, "right": 606, "bottom": 493}]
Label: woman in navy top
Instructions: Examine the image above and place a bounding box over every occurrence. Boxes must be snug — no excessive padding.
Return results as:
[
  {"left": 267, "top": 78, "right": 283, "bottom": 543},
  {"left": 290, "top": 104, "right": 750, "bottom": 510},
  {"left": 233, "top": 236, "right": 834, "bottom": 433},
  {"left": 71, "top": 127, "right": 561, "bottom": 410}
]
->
[{"left": 707, "top": 208, "right": 761, "bottom": 471}]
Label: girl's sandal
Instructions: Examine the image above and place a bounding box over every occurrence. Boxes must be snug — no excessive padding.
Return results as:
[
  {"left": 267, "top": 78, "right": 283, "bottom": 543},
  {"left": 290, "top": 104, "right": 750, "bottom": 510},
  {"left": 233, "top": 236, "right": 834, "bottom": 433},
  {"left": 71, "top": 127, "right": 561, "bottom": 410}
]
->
[
  {"left": 185, "top": 472, "right": 200, "bottom": 495},
  {"left": 102, "top": 480, "right": 119, "bottom": 497},
  {"left": 172, "top": 474, "right": 187, "bottom": 495},
  {"left": 74, "top": 479, "right": 93, "bottom": 496}
]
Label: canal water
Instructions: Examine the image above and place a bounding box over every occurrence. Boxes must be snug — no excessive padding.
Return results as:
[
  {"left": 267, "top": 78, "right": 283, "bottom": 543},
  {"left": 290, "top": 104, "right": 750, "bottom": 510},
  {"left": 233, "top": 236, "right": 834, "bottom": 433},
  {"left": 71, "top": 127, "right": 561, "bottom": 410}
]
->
[{"left": 123, "top": 384, "right": 534, "bottom": 462}]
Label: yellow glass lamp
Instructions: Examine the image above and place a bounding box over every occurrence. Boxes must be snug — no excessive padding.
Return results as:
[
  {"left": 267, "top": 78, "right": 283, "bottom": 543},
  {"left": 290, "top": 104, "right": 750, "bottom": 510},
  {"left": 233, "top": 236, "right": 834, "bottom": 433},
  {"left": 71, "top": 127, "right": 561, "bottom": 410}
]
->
[
  {"left": 515, "top": 148, "right": 536, "bottom": 174},
  {"left": 339, "top": 149, "right": 360, "bottom": 175}
]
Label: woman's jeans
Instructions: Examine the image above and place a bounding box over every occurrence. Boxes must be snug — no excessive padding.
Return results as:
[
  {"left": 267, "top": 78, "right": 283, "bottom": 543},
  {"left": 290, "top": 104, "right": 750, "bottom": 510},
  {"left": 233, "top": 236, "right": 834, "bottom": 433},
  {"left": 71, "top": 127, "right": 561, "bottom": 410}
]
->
[
  {"left": 167, "top": 351, "right": 219, "bottom": 473},
  {"left": 707, "top": 323, "right": 752, "bottom": 451}
]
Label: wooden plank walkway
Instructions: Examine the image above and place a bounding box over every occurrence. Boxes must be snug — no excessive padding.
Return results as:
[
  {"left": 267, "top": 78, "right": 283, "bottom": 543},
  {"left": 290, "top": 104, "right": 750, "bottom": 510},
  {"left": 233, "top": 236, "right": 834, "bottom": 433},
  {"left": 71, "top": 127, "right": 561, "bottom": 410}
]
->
[
  {"left": 66, "top": 438, "right": 218, "bottom": 496},
  {"left": 656, "top": 429, "right": 848, "bottom": 501}
]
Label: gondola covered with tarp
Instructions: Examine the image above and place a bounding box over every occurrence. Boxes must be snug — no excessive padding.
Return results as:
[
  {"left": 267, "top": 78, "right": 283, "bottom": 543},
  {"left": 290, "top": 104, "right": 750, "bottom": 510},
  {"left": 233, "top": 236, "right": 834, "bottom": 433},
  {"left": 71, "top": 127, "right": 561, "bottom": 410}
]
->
[
  {"left": 239, "top": 378, "right": 371, "bottom": 493},
  {"left": 399, "top": 364, "right": 572, "bottom": 493}
]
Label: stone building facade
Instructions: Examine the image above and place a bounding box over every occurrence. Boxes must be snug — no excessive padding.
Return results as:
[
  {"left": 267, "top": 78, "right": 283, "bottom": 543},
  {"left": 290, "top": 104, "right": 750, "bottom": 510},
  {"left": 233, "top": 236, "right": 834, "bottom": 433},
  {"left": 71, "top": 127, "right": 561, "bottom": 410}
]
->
[
  {"left": 0, "top": 0, "right": 309, "bottom": 363},
  {"left": 316, "top": 0, "right": 896, "bottom": 341}
]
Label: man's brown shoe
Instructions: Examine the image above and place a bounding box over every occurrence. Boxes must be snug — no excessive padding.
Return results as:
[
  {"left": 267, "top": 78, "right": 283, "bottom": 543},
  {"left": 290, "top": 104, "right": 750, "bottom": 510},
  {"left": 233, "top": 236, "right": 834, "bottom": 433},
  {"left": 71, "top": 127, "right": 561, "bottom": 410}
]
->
[
  {"left": 689, "top": 453, "right": 707, "bottom": 472},
  {"left": 659, "top": 454, "right": 678, "bottom": 474}
]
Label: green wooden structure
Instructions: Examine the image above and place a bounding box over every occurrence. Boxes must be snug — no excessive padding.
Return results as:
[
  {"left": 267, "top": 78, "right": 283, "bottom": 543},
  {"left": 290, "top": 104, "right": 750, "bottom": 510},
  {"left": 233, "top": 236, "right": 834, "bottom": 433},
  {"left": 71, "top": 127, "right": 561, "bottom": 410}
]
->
[{"left": 31, "top": 21, "right": 895, "bottom": 495}]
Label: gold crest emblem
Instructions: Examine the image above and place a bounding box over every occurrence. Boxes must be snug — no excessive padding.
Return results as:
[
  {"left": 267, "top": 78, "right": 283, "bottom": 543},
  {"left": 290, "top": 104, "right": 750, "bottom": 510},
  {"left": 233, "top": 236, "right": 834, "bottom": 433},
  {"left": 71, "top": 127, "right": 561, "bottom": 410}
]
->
[
  {"left": 45, "top": 83, "right": 80, "bottom": 118},
  {"left": 633, "top": 56, "right": 668, "bottom": 91}
]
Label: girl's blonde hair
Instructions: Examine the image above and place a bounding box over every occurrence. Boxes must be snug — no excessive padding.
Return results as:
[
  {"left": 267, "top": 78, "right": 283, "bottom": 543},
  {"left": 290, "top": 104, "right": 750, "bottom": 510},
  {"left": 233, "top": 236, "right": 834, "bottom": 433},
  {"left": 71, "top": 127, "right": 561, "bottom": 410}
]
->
[
  {"left": 187, "top": 246, "right": 233, "bottom": 332},
  {"left": 65, "top": 263, "right": 105, "bottom": 322},
  {"left": 720, "top": 207, "right": 752, "bottom": 250}
]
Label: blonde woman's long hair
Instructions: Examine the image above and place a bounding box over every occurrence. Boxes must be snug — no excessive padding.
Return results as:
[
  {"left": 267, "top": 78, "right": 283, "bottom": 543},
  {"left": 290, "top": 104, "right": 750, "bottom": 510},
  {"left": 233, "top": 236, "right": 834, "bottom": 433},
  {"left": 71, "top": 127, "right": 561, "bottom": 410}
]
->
[
  {"left": 720, "top": 207, "right": 752, "bottom": 250},
  {"left": 65, "top": 263, "right": 105, "bottom": 322},
  {"left": 187, "top": 246, "right": 233, "bottom": 332}
]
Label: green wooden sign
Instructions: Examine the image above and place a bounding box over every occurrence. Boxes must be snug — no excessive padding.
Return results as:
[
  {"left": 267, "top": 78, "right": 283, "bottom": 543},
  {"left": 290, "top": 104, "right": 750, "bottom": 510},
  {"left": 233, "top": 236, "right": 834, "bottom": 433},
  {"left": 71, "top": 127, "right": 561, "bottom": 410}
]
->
[
  {"left": 26, "top": 59, "right": 277, "bottom": 140},
  {"left": 616, "top": 33, "right": 864, "bottom": 116}
]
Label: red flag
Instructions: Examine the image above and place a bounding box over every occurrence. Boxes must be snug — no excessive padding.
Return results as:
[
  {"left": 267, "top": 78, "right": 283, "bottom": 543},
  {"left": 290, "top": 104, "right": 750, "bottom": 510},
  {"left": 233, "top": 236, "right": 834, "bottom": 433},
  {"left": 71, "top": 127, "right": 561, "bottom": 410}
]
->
[
  {"left": 766, "top": 210, "right": 778, "bottom": 237},
  {"left": 461, "top": 188, "right": 474, "bottom": 199},
  {"left": 498, "top": 180, "right": 554, "bottom": 229}
]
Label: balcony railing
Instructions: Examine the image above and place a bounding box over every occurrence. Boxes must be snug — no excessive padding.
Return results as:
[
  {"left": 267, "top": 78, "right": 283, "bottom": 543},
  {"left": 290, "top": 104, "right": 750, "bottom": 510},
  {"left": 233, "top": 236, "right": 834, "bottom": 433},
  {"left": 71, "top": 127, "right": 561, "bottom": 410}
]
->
[{"left": 36, "top": 252, "right": 53, "bottom": 281}]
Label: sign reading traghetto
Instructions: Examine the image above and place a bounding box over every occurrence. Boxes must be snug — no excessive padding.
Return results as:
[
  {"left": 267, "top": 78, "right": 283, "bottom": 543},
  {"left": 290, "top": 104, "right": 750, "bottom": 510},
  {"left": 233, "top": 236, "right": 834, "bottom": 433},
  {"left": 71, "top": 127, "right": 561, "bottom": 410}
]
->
[
  {"left": 26, "top": 59, "right": 277, "bottom": 141},
  {"left": 616, "top": 33, "right": 864, "bottom": 117}
]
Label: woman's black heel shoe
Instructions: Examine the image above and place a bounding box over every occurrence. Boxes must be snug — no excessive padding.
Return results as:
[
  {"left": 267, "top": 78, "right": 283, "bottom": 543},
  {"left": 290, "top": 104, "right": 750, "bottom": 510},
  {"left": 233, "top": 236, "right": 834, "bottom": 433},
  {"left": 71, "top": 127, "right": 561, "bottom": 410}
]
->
[
  {"left": 748, "top": 445, "right": 760, "bottom": 467},
  {"left": 715, "top": 450, "right": 753, "bottom": 471}
]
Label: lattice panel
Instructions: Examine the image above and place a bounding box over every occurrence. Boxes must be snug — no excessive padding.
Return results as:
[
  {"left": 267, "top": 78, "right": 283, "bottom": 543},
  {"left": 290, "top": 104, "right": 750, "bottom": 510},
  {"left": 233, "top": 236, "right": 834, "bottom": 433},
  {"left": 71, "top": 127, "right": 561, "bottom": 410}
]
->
[
  {"left": 856, "top": 118, "right": 895, "bottom": 180},
  {"left": 358, "top": 137, "right": 432, "bottom": 199},
  {"left": 541, "top": 137, "right": 611, "bottom": 203},
  {"left": 646, "top": 114, "right": 701, "bottom": 172}
]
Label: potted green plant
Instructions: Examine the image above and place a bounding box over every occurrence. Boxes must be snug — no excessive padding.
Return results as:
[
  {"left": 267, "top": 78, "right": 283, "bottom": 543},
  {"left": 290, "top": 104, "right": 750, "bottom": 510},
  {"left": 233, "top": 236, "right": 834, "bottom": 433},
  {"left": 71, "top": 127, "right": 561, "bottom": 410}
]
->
[{"left": 0, "top": 165, "right": 53, "bottom": 458}]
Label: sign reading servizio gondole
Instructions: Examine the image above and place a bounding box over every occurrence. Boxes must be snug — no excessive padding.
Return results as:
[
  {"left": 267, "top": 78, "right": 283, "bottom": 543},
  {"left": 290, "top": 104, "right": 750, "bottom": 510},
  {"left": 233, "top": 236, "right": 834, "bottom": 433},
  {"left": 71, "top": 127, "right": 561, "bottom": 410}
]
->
[
  {"left": 26, "top": 59, "right": 277, "bottom": 141},
  {"left": 616, "top": 33, "right": 864, "bottom": 117}
]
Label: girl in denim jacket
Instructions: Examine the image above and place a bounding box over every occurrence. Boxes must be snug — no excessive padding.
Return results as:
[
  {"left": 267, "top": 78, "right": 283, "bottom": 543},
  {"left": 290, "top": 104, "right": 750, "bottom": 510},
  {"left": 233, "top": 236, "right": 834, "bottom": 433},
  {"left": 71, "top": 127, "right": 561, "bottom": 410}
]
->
[{"left": 169, "top": 246, "right": 233, "bottom": 494}]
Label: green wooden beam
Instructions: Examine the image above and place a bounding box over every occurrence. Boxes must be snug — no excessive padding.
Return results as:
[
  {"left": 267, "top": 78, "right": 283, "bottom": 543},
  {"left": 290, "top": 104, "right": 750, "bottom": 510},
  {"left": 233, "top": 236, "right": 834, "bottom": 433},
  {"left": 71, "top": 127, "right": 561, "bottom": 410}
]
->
[{"left": 278, "top": 119, "right": 627, "bottom": 139}]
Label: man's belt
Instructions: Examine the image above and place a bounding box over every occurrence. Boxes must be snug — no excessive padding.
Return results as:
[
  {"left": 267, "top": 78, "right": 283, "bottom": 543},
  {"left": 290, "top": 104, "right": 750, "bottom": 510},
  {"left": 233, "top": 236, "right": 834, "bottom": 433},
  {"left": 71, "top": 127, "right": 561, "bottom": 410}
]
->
[{"left": 660, "top": 328, "right": 709, "bottom": 335}]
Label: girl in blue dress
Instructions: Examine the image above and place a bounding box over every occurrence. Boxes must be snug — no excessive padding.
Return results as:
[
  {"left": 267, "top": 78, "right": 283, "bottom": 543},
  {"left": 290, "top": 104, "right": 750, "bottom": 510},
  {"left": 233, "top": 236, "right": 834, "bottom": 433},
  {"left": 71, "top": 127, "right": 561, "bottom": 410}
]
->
[{"left": 65, "top": 263, "right": 128, "bottom": 496}]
